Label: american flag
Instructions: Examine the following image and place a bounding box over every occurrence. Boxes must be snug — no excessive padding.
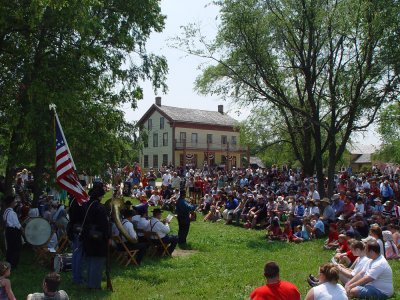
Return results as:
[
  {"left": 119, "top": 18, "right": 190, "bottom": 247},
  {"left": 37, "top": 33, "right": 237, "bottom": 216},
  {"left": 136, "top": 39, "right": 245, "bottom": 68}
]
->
[{"left": 55, "top": 116, "right": 88, "bottom": 204}]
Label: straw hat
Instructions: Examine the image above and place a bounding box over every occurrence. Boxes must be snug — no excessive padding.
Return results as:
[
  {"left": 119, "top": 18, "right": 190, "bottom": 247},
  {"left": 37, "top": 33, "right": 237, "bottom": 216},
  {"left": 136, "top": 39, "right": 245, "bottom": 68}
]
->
[{"left": 321, "top": 198, "right": 330, "bottom": 204}]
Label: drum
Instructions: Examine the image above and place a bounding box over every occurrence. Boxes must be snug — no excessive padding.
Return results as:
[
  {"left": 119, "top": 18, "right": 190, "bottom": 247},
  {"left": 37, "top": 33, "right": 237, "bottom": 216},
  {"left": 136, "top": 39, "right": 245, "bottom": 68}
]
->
[
  {"left": 23, "top": 217, "right": 52, "bottom": 246},
  {"left": 53, "top": 253, "right": 72, "bottom": 272}
]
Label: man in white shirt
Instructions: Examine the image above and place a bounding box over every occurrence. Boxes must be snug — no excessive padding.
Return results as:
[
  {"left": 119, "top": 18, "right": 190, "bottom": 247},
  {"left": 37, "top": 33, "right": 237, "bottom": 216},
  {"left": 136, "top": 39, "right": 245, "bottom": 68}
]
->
[
  {"left": 170, "top": 172, "right": 181, "bottom": 190},
  {"left": 161, "top": 170, "right": 171, "bottom": 187},
  {"left": 345, "top": 241, "right": 393, "bottom": 299},
  {"left": 308, "top": 183, "right": 320, "bottom": 201},
  {"left": 120, "top": 210, "right": 147, "bottom": 264},
  {"left": 136, "top": 210, "right": 150, "bottom": 243},
  {"left": 147, "top": 208, "right": 178, "bottom": 255}
]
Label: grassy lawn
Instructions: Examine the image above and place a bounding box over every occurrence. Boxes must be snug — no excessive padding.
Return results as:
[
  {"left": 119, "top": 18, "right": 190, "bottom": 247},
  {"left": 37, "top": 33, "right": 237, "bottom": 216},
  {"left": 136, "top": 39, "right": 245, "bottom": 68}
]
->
[{"left": 9, "top": 195, "right": 400, "bottom": 299}]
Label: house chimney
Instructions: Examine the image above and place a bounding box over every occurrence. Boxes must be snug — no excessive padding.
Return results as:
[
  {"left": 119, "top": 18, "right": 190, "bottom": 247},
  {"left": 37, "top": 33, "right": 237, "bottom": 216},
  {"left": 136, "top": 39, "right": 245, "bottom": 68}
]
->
[
  {"left": 155, "top": 96, "right": 161, "bottom": 106},
  {"left": 218, "top": 105, "right": 224, "bottom": 114}
]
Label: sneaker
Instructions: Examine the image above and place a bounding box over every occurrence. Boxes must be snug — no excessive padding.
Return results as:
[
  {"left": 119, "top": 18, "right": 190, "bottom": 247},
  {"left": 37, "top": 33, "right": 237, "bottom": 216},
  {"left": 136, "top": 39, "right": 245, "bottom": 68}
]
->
[
  {"left": 306, "top": 277, "right": 318, "bottom": 287},
  {"left": 309, "top": 274, "right": 318, "bottom": 282}
]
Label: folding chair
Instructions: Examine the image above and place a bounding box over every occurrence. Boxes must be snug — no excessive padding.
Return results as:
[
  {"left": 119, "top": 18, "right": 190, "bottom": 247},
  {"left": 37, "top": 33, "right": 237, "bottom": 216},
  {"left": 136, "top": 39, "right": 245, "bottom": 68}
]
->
[
  {"left": 112, "top": 236, "right": 139, "bottom": 267},
  {"left": 35, "top": 233, "right": 69, "bottom": 267},
  {"left": 143, "top": 231, "right": 170, "bottom": 257}
]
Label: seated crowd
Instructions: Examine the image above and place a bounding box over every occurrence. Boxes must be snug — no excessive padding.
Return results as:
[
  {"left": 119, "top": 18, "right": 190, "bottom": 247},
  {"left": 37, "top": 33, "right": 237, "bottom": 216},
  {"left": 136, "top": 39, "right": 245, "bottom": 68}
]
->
[{"left": 121, "top": 163, "right": 399, "bottom": 299}]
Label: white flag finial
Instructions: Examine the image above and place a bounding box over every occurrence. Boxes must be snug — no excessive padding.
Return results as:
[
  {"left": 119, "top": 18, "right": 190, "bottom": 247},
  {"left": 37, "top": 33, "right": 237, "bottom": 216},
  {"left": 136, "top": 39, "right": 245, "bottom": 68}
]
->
[{"left": 49, "top": 103, "right": 57, "bottom": 111}]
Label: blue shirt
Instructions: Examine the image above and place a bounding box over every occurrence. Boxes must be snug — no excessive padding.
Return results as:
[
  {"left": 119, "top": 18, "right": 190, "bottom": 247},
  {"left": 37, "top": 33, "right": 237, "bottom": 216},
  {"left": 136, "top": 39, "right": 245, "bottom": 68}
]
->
[
  {"left": 294, "top": 205, "right": 305, "bottom": 217},
  {"left": 314, "top": 220, "right": 325, "bottom": 233},
  {"left": 176, "top": 197, "right": 196, "bottom": 219},
  {"left": 225, "top": 198, "right": 239, "bottom": 210},
  {"left": 332, "top": 200, "right": 344, "bottom": 215}
]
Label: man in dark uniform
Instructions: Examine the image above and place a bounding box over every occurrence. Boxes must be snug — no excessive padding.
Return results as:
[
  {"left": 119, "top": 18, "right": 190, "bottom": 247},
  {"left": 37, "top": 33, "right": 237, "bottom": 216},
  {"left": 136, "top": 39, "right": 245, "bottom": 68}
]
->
[
  {"left": 175, "top": 189, "right": 196, "bottom": 246},
  {"left": 81, "top": 182, "right": 110, "bottom": 289},
  {"left": 66, "top": 195, "right": 86, "bottom": 285},
  {"left": 2, "top": 195, "right": 22, "bottom": 268}
]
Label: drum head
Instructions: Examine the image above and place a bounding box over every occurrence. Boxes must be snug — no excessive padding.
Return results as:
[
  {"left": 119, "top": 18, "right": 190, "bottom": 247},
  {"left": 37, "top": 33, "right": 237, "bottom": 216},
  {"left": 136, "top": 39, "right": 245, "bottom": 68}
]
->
[{"left": 24, "top": 218, "right": 52, "bottom": 246}]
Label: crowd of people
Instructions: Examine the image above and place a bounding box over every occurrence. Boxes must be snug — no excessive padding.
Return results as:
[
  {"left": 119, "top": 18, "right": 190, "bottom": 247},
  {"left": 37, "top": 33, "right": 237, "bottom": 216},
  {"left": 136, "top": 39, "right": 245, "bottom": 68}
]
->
[
  {"left": 119, "top": 162, "right": 399, "bottom": 299},
  {"left": 1, "top": 161, "right": 400, "bottom": 298}
]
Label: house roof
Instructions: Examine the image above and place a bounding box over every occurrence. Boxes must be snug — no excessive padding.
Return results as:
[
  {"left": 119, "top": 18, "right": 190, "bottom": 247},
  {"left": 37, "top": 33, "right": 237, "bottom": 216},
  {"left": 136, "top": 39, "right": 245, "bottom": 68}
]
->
[
  {"left": 347, "top": 143, "right": 379, "bottom": 155},
  {"left": 353, "top": 154, "right": 372, "bottom": 164},
  {"left": 250, "top": 157, "right": 265, "bottom": 168},
  {"left": 137, "top": 104, "right": 239, "bottom": 127}
]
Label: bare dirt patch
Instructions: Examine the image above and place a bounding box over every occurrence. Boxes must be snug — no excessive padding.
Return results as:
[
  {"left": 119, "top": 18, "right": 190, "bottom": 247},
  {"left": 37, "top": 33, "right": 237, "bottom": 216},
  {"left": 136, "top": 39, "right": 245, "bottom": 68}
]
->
[{"left": 172, "top": 249, "right": 199, "bottom": 257}]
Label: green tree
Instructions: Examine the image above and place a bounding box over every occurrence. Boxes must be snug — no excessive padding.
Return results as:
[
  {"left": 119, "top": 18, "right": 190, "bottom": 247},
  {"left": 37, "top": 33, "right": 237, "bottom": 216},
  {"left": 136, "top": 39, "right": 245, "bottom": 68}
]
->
[
  {"left": 0, "top": 0, "right": 168, "bottom": 200},
  {"left": 376, "top": 103, "right": 400, "bottom": 162},
  {"left": 174, "top": 0, "right": 400, "bottom": 196}
]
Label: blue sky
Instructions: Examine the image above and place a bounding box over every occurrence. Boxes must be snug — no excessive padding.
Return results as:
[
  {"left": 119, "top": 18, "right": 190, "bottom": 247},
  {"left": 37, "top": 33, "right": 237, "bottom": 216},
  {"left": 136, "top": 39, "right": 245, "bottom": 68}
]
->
[{"left": 124, "top": 0, "right": 379, "bottom": 146}]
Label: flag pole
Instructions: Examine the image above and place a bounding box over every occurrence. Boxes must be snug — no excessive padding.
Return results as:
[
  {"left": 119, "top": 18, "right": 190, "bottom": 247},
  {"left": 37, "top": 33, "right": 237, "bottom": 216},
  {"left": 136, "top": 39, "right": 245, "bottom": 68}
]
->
[{"left": 49, "top": 104, "right": 77, "bottom": 171}]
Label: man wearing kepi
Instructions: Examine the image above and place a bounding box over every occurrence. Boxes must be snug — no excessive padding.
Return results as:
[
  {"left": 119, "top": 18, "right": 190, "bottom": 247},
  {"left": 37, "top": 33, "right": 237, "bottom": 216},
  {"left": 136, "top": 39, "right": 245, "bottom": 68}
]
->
[{"left": 175, "top": 188, "right": 196, "bottom": 246}]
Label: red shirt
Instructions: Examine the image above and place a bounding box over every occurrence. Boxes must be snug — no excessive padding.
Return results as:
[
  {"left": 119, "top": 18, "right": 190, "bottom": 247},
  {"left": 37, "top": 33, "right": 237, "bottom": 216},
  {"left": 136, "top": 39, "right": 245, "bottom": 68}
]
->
[
  {"left": 343, "top": 202, "right": 355, "bottom": 216},
  {"left": 328, "top": 231, "right": 339, "bottom": 243},
  {"left": 250, "top": 280, "right": 301, "bottom": 300},
  {"left": 345, "top": 250, "right": 358, "bottom": 263},
  {"left": 338, "top": 240, "right": 350, "bottom": 253}
]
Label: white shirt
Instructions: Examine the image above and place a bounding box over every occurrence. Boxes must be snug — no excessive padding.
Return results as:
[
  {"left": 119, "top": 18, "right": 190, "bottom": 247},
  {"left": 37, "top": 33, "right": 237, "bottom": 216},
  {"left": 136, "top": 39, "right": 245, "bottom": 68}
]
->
[
  {"left": 313, "top": 282, "right": 348, "bottom": 300},
  {"left": 148, "top": 195, "right": 161, "bottom": 206},
  {"left": 162, "top": 173, "right": 171, "bottom": 186},
  {"left": 136, "top": 217, "right": 149, "bottom": 237},
  {"left": 122, "top": 219, "right": 138, "bottom": 241},
  {"left": 147, "top": 217, "right": 170, "bottom": 239},
  {"left": 364, "top": 255, "right": 393, "bottom": 296},
  {"left": 351, "top": 256, "right": 371, "bottom": 276},
  {"left": 308, "top": 190, "right": 320, "bottom": 200},
  {"left": 132, "top": 215, "right": 141, "bottom": 227},
  {"left": 3, "top": 208, "right": 21, "bottom": 229}
]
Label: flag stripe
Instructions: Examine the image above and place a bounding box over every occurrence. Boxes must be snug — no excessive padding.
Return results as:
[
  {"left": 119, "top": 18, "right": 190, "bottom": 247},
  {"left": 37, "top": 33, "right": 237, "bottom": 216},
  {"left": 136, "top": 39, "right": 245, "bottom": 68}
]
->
[{"left": 55, "top": 114, "right": 88, "bottom": 205}]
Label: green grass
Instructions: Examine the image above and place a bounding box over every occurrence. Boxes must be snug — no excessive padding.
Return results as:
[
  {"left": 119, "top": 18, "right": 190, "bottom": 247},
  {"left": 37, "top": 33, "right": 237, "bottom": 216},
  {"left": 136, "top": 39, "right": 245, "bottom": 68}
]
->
[{"left": 9, "top": 195, "right": 400, "bottom": 299}]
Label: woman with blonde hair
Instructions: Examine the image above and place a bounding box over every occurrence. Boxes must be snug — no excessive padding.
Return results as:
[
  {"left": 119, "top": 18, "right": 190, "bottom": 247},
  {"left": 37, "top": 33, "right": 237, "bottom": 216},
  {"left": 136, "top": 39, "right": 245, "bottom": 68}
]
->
[{"left": 305, "top": 263, "right": 348, "bottom": 300}]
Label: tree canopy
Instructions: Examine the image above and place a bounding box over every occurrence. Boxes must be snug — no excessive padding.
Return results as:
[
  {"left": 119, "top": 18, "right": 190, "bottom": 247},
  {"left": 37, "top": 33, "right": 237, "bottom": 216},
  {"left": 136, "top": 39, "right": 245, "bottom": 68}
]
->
[
  {"left": 174, "top": 0, "right": 400, "bottom": 196},
  {"left": 0, "top": 0, "right": 168, "bottom": 199}
]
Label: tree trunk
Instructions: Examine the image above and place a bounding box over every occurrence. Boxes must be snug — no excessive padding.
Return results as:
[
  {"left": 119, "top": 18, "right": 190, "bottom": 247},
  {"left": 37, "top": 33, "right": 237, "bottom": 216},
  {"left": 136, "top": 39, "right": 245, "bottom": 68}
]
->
[
  {"left": 313, "top": 126, "right": 325, "bottom": 198},
  {"left": 4, "top": 128, "right": 20, "bottom": 196}
]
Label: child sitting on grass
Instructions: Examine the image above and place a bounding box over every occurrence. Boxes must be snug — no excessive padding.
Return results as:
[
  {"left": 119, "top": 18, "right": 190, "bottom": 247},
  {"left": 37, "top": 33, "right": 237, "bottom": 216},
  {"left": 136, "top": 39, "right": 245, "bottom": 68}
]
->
[
  {"left": 282, "top": 221, "right": 293, "bottom": 242},
  {"left": 291, "top": 225, "right": 305, "bottom": 243},
  {"left": 334, "top": 235, "right": 357, "bottom": 267},
  {"left": 266, "top": 217, "right": 283, "bottom": 240},
  {"left": 203, "top": 203, "right": 221, "bottom": 222},
  {"left": 324, "top": 223, "right": 339, "bottom": 250}
]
